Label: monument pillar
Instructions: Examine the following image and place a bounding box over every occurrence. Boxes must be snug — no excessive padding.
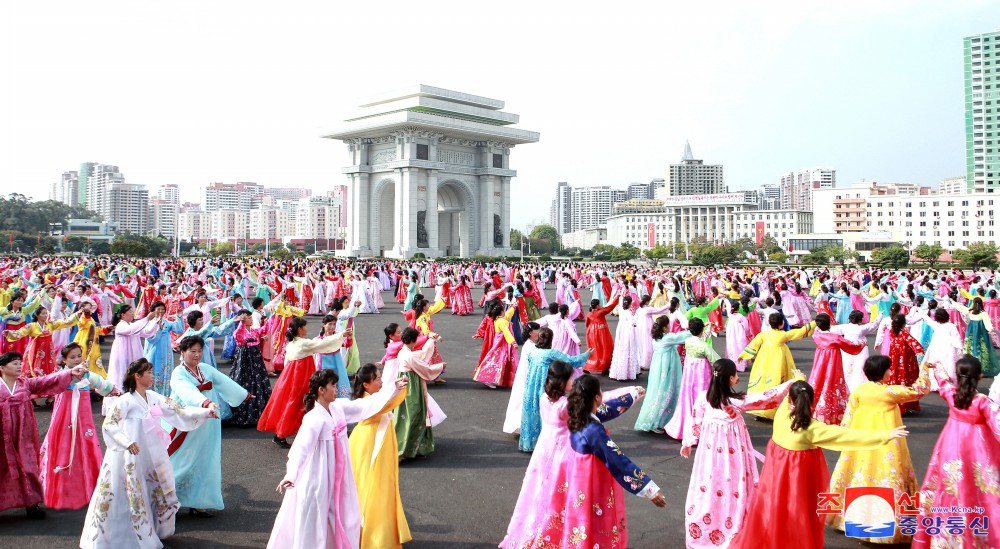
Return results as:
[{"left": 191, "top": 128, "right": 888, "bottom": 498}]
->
[
  {"left": 500, "top": 176, "right": 511, "bottom": 250},
  {"left": 349, "top": 171, "right": 372, "bottom": 256},
  {"left": 424, "top": 169, "right": 440, "bottom": 257},
  {"left": 478, "top": 174, "right": 495, "bottom": 255}
]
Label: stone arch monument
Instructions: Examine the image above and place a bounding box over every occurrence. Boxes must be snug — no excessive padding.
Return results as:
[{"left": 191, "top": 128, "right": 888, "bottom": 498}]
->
[{"left": 323, "top": 85, "right": 539, "bottom": 258}]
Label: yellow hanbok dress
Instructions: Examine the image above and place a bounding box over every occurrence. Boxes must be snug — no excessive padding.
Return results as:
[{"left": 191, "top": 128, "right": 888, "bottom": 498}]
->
[
  {"left": 825, "top": 362, "right": 930, "bottom": 544},
  {"left": 72, "top": 314, "right": 111, "bottom": 377},
  {"left": 348, "top": 388, "right": 412, "bottom": 549},
  {"left": 738, "top": 321, "right": 815, "bottom": 418}
]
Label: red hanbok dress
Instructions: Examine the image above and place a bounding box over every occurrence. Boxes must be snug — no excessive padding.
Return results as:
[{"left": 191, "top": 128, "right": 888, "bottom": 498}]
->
[
  {"left": 9, "top": 317, "right": 79, "bottom": 377},
  {"left": 472, "top": 307, "right": 519, "bottom": 387},
  {"left": 449, "top": 282, "right": 473, "bottom": 316},
  {"left": 887, "top": 329, "right": 925, "bottom": 414},
  {"left": 0, "top": 370, "right": 74, "bottom": 512},
  {"left": 583, "top": 295, "right": 620, "bottom": 373},
  {"left": 807, "top": 330, "right": 866, "bottom": 425}
]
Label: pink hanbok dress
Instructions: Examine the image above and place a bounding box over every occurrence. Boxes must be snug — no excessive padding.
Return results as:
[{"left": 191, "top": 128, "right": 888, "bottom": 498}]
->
[
  {"left": 808, "top": 330, "right": 866, "bottom": 425},
  {"left": 680, "top": 379, "right": 796, "bottom": 549},
  {"left": 665, "top": 337, "right": 719, "bottom": 440},
  {"left": 725, "top": 313, "right": 751, "bottom": 372}
]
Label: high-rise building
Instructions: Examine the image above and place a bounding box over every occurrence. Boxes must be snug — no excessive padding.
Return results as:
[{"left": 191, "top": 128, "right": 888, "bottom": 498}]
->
[
  {"left": 757, "top": 184, "right": 781, "bottom": 210},
  {"left": 549, "top": 182, "right": 572, "bottom": 234},
  {"left": 570, "top": 186, "right": 615, "bottom": 233},
  {"left": 211, "top": 209, "right": 250, "bottom": 240},
  {"left": 85, "top": 164, "right": 124, "bottom": 216},
  {"left": 965, "top": 31, "right": 1000, "bottom": 193},
  {"left": 264, "top": 187, "right": 312, "bottom": 201},
  {"left": 327, "top": 185, "right": 349, "bottom": 230},
  {"left": 249, "top": 207, "right": 292, "bottom": 240},
  {"left": 666, "top": 141, "right": 725, "bottom": 196},
  {"left": 778, "top": 168, "right": 835, "bottom": 210},
  {"left": 158, "top": 184, "right": 180, "bottom": 204},
  {"left": 149, "top": 198, "right": 179, "bottom": 238},
  {"left": 50, "top": 171, "right": 79, "bottom": 207},
  {"left": 940, "top": 175, "right": 967, "bottom": 195},
  {"left": 177, "top": 209, "right": 212, "bottom": 241},
  {"left": 202, "top": 182, "right": 264, "bottom": 212},
  {"left": 296, "top": 196, "right": 341, "bottom": 240},
  {"left": 78, "top": 162, "right": 97, "bottom": 206},
  {"left": 107, "top": 183, "right": 149, "bottom": 234},
  {"left": 612, "top": 189, "right": 627, "bottom": 205}
]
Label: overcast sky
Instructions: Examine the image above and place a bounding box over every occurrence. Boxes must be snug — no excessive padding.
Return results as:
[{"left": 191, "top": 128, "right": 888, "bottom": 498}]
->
[{"left": 2, "top": 1, "right": 998, "bottom": 229}]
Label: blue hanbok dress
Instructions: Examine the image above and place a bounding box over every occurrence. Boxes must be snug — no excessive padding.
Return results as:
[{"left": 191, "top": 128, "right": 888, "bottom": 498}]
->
[
  {"left": 518, "top": 348, "right": 590, "bottom": 452},
  {"left": 179, "top": 317, "right": 240, "bottom": 371},
  {"left": 142, "top": 316, "right": 186, "bottom": 395},
  {"left": 166, "top": 363, "right": 248, "bottom": 510},
  {"left": 315, "top": 339, "right": 352, "bottom": 398}
]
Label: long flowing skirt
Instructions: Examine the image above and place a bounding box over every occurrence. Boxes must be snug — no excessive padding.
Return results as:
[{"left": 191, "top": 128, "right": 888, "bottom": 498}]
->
[
  {"left": 684, "top": 417, "right": 760, "bottom": 548},
  {"left": 257, "top": 356, "right": 315, "bottom": 438},
  {"left": 229, "top": 344, "right": 272, "bottom": 426},
  {"left": 664, "top": 356, "right": 712, "bottom": 440},
  {"left": 39, "top": 389, "right": 103, "bottom": 510},
  {"left": 634, "top": 347, "right": 683, "bottom": 432},
  {"left": 473, "top": 336, "right": 518, "bottom": 387},
  {"left": 808, "top": 350, "right": 850, "bottom": 425},
  {"left": 349, "top": 415, "right": 412, "bottom": 548},
  {"left": 528, "top": 453, "right": 629, "bottom": 548},
  {"left": 731, "top": 443, "right": 828, "bottom": 549},
  {"left": 964, "top": 319, "right": 1000, "bottom": 376},
  {"left": 395, "top": 372, "right": 434, "bottom": 459},
  {"left": 450, "top": 285, "right": 473, "bottom": 316}
]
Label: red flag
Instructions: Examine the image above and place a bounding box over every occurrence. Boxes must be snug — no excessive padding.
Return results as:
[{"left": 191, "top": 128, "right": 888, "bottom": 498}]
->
[
  {"left": 37, "top": 232, "right": 40, "bottom": 245},
  {"left": 8, "top": 233, "right": 11, "bottom": 244}
]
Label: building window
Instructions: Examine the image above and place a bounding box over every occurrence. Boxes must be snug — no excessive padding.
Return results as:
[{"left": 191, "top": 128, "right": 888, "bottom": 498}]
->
[
  {"left": 493, "top": 154, "right": 503, "bottom": 168},
  {"left": 416, "top": 144, "right": 429, "bottom": 160}
]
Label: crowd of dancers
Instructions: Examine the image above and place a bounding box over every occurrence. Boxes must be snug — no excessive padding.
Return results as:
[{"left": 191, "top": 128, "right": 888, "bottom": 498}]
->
[{"left": 0, "top": 256, "right": 998, "bottom": 548}]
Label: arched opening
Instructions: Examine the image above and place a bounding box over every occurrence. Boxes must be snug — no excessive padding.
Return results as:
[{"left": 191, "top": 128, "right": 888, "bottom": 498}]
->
[
  {"left": 375, "top": 181, "right": 395, "bottom": 256},
  {"left": 437, "top": 181, "right": 470, "bottom": 257}
]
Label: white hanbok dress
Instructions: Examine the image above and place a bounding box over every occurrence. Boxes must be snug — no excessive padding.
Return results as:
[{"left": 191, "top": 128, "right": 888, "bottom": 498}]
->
[{"left": 80, "top": 391, "right": 212, "bottom": 549}]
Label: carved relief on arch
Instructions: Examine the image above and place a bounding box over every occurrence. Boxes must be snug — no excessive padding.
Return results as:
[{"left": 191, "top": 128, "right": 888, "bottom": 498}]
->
[{"left": 436, "top": 178, "right": 476, "bottom": 211}]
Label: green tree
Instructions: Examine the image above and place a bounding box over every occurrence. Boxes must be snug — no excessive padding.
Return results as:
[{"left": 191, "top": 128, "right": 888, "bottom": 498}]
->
[
  {"left": 210, "top": 242, "right": 235, "bottom": 256},
  {"left": 64, "top": 236, "right": 87, "bottom": 253},
  {"left": 954, "top": 242, "right": 1000, "bottom": 270},
  {"left": 510, "top": 229, "right": 523, "bottom": 250},
  {"left": 644, "top": 244, "right": 670, "bottom": 262},
  {"left": 110, "top": 236, "right": 150, "bottom": 257},
  {"left": 913, "top": 243, "right": 944, "bottom": 269},
  {"left": 759, "top": 235, "right": 783, "bottom": 255},
  {"left": 611, "top": 243, "right": 640, "bottom": 262},
  {"left": 690, "top": 244, "right": 739, "bottom": 267},
  {"left": 592, "top": 243, "right": 616, "bottom": 259},
  {"left": 807, "top": 244, "right": 853, "bottom": 267},
  {"left": 529, "top": 225, "right": 561, "bottom": 252},
  {"left": 871, "top": 244, "right": 910, "bottom": 269},
  {"left": 271, "top": 247, "right": 292, "bottom": 260}
]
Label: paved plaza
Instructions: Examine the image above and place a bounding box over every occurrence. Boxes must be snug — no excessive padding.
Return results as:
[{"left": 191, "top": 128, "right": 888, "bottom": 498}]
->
[{"left": 2, "top": 287, "right": 969, "bottom": 548}]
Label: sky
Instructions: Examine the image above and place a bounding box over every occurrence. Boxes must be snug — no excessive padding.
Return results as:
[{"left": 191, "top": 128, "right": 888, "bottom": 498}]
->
[{"left": 2, "top": 1, "right": 999, "bottom": 231}]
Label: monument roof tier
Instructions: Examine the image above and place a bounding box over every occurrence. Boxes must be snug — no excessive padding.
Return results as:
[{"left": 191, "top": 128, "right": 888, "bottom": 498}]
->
[
  {"left": 358, "top": 85, "right": 505, "bottom": 110},
  {"left": 322, "top": 109, "right": 539, "bottom": 145},
  {"left": 345, "top": 96, "right": 520, "bottom": 126}
]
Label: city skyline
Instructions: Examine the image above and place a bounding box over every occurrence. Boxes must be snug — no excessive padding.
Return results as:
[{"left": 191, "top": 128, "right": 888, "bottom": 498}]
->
[{"left": 3, "top": 2, "right": 998, "bottom": 230}]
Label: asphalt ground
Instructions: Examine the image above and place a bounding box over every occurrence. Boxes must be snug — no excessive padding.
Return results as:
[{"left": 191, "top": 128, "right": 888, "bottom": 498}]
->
[{"left": 3, "top": 286, "right": 980, "bottom": 548}]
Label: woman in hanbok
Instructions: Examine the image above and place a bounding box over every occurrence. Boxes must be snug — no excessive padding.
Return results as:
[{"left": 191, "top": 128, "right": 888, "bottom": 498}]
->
[
  {"left": 229, "top": 312, "right": 272, "bottom": 426},
  {"left": 258, "top": 317, "right": 348, "bottom": 449},
  {"left": 920, "top": 307, "right": 964, "bottom": 390},
  {"left": 527, "top": 374, "right": 665, "bottom": 548},
  {"left": 730, "top": 381, "right": 908, "bottom": 549},
  {"left": 725, "top": 305, "right": 751, "bottom": 371},
  {"left": 738, "top": 312, "right": 815, "bottom": 419},
  {"left": 608, "top": 295, "right": 644, "bottom": 380},
  {"left": 366, "top": 271, "right": 385, "bottom": 310},
  {"left": 268, "top": 368, "right": 405, "bottom": 549},
  {"left": 348, "top": 365, "right": 411, "bottom": 549},
  {"left": 808, "top": 313, "right": 866, "bottom": 425},
  {"left": 886, "top": 314, "right": 926, "bottom": 414},
  {"left": 449, "top": 274, "right": 474, "bottom": 316},
  {"left": 0, "top": 351, "right": 86, "bottom": 519},
  {"left": 70, "top": 302, "right": 110, "bottom": 377},
  {"left": 501, "top": 361, "right": 642, "bottom": 548},
  {"left": 634, "top": 316, "right": 690, "bottom": 433},
  {"left": 103, "top": 304, "right": 159, "bottom": 415},
  {"left": 80, "top": 358, "right": 216, "bottom": 549},
  {"left": 680, "top": 360, "right": 802, "bottom": 549},
  {"left": 141, "top": 301, "right": 186, "bottom": 395},
  {"left": 913, "top": 356, "right": 1000, "bottom": 548},
  {"left": 502, "top": 322, "right": 540, "bottom": 434},
  {"left": 830, "top": 309, "right": 883, "bottom": 393},
  {"left": 315, "top": 314, "right": 352, "bottom": 398},
  {"left": 950, "top": 295, "right": 1000, "bottom": 376},
  {"left": 826, "top": 355, "right": 930, "bottom": 544},
  {"left": 707, "top": 287, "right": 726, "bottom": 335},
  {"left": 219, "top": 294, "right": 245, "bottom": 361},
  {"left": 178, "top": 309, "right": 241, "bottom": 370},
  {"left": 0, "top": 290, "right": 43, "bottom": 354},
  {"left": 395, "top": 327, "right": 446, "bottom": 459},
  {"left": 582, "top": 293, "right": 619, "bottom": 374},
  {"left": 814, "top": 284, "right": 836, "bottom": 323},
  {"left": 5, "top": 306, "right": 79, "bottom": 377},
  {"left": 473, "top": 302, "right": 520, "bottom": 389},
  {"left": 665, "top": 318, "right": 720, "bottom": 440},
  {"left": 38, "top": 344, "right": 118, "bottom": 510},
  {"left": 167, "top": 335, "right": 251, "bottom": 517},
  {"left": 518, "top": 328, "right": 591, "bottom": 452},
  {"left": 402, "top": 273, "right": 419, "bottom": 312},
  {"left": 269, "top": 296, "right": 306, "bottom": 373}
]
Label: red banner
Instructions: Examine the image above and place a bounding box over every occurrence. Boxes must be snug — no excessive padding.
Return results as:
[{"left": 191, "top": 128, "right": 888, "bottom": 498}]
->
[
  {"left": 755, "top": 221, "right": 765, "bottom": 247},
  {"left": 647, "top": 223, "right": 655, "bottom": 248}
]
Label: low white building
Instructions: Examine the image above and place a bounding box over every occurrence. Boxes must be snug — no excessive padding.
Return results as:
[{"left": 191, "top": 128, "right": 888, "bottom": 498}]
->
[
  {"left": 561, "top": 227, "right": 607, "bottom": 249},
  {"left": 249, "top": 207, "right": 292, "bottom": 240},
  {"left": 605, "top": 200, "right": 673, "bottom": 249},
  {"left": 732, "top": 210, "right": 813, "bottom": 249}
]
